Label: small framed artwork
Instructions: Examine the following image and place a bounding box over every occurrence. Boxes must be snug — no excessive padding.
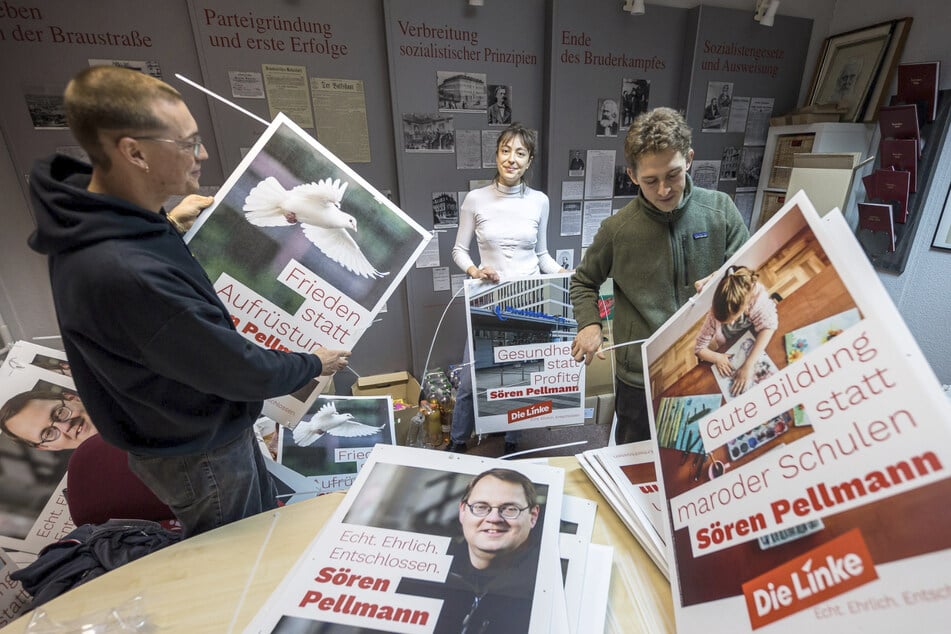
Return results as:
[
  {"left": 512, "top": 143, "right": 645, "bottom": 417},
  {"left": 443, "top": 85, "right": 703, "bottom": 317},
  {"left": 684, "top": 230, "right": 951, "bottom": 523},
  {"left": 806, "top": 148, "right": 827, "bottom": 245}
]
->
[
  {"left": 932, "top": 184, "right": 951, "bottom": 251},
  {"left": 805, "top": 19, "right": 910, "bottom": 123}
]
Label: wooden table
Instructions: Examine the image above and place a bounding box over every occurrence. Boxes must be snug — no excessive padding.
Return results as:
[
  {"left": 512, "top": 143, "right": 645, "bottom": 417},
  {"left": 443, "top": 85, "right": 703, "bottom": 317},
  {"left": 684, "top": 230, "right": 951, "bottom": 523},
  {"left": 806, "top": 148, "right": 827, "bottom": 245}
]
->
[{"left": 1, "top": 457, "right": 675, "bottom": 634}]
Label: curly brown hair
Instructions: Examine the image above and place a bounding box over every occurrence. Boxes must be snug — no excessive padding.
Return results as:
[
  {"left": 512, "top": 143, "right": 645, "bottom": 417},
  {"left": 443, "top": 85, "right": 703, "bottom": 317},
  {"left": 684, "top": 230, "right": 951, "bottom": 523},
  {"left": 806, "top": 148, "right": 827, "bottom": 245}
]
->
[{"left": 624, "top": 107, "right": 692, "bottom": 169}]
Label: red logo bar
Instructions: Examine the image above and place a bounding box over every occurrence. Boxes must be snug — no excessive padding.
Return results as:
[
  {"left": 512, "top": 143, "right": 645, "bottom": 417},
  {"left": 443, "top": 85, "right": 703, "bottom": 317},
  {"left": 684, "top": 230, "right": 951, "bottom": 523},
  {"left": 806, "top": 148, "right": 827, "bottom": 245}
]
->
[
  {"left": 742, "top": 528, "right": 878, "bottom": 629},
  {"left": 507, "top": 400, "right": 553, "bottom": 424}
]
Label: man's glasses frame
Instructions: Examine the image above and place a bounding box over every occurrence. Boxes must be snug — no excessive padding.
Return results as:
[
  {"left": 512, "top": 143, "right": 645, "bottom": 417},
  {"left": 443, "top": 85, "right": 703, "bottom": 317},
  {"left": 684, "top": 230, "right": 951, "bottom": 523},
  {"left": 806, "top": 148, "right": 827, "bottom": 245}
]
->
[
  {"left": 22, "top": 399, "right": 73, "bottom": 447},
  {"left": 129, "top": 135, "right": 204, "bottom": 158},
  {"left": 464, "top": 502, "right": 530, "bottom": 520}
]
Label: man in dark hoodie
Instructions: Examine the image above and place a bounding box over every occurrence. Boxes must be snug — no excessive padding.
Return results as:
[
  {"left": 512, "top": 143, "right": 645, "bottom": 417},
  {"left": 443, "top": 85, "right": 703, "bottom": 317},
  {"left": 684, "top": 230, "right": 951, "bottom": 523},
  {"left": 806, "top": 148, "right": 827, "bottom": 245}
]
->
[
  {"left": 570, "top": 107, "right": 749, "bottom": 444},
  {"left": 27, "top": 65, "right": 351, "bottom": 538}
]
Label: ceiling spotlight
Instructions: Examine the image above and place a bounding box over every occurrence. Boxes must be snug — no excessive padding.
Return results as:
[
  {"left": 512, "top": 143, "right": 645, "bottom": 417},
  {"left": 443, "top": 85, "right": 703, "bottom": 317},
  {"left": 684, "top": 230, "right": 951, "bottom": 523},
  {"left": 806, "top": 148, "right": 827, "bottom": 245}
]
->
[
  {"left": 623, "top": 0, "right": 645, "bottom": 15},
  {"left": 759, "top": 0, "right": 780, "bottom": 26},
  {"left": 468, "top": 0, "right": 484, "bottom": 6}
]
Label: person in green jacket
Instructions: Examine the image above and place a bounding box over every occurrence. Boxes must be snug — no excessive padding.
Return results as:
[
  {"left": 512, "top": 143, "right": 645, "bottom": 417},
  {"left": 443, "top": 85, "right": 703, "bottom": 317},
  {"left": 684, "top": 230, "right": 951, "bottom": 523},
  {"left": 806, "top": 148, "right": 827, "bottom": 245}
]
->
[{"left": 570, "top": 107, "right": 749, "bottom": 444}]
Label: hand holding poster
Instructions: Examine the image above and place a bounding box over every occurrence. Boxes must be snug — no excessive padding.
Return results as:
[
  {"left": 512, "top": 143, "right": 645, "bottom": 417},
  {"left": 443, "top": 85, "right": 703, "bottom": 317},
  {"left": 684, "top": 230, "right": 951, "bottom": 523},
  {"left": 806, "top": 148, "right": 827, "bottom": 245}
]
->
[
  {"left": 643, "top": 191, "right": 951, "bottom": 632},
  {"left": 464, "top": 273, "right": 586, "bottom": 434},
  {"left": 185, "top": 114, "right": 432, "bottom": 426}
]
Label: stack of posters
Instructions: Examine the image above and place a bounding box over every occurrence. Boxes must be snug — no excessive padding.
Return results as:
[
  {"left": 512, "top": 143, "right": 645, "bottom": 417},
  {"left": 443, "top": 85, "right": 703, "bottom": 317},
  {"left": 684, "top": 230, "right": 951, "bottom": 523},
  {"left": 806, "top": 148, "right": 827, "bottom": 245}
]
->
[
  {"left": 243, "top": 444, "right": 611, "bottom": 634},
  {"left": 576, "top": 441, "right": 668, "bottom": 576},
  {"left": 0, "top": 342, "right": 78, "bottom": 555},
  {"left": 184, "top": 113, "right": 432, "bottom": 427},
  {"left": 463, "top": 273, "right": 586, "bottom": 435},
  {"left": 642, "top": 190, "right": 951, "bottom": 631},
  {"left": 0, "top": 342, "right": 80, "bottom": 627}
]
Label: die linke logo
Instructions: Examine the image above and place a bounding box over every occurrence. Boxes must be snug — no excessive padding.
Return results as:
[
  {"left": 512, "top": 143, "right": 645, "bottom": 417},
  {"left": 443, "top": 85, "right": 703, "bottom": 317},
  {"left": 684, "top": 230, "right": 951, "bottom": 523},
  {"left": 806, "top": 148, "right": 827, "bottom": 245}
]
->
[
  {"left": 742, "top": 528, "right": 878, "bottom": 629},
  {"left": 507, "top": 400, "right": 553, "bottom": 424}
]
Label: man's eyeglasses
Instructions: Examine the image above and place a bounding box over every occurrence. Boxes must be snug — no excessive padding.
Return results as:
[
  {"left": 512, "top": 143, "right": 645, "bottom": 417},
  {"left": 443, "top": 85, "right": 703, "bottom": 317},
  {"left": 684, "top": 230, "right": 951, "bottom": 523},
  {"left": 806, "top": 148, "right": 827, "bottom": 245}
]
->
[
  {"left": 129, "top": 135, "right": 204, "bottom": 158},
  {"left": 464, "top": 502, "right": 530, "bottom": 520},
  {"left": 24, "top": 400, "right": 73, "bottom": 447}
]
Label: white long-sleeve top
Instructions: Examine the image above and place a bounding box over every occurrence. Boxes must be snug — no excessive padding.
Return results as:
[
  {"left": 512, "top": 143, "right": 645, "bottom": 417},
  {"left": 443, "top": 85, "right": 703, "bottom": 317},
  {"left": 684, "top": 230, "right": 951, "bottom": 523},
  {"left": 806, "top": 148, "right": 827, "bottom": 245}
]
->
[{"left": 451, "top": 182, "right": 561, "bottom": 279}]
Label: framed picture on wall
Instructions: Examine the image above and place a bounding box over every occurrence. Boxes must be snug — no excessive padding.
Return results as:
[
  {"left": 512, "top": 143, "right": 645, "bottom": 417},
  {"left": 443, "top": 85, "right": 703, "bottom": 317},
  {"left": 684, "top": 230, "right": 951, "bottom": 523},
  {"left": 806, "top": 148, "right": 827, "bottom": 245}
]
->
[
  {"left": 860, "top": 17, "right": 912, "bottom": 122},
  {"left": 805, "top": 18, "right": 912, "bottom": 123},
  {"left": 805, "top": 21, "right": 893, "bottom": 122},
  {"left": 932, "top": 184, "right": 951, "bottom": 251}
]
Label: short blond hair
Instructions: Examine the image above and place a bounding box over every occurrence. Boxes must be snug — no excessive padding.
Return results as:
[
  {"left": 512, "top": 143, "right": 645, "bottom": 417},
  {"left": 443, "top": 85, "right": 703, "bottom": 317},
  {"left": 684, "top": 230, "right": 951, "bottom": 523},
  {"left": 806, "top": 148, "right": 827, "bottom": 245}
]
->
[
  {"left": 624, "top": 107, "right": 692, "bottom": 169},
  {"left": 65, "top": 66, "right": 183, "bottom": 168}
]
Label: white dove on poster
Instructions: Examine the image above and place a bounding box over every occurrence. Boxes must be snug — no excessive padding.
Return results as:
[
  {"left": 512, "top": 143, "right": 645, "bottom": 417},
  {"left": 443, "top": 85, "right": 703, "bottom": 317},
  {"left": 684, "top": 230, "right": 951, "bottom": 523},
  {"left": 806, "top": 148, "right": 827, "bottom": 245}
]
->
[
  {"left": 292, "top": 401, "right": 384, "bottom": 447},
  {"left": 242, "top": 176, "right": 388, "bottom": 279}
]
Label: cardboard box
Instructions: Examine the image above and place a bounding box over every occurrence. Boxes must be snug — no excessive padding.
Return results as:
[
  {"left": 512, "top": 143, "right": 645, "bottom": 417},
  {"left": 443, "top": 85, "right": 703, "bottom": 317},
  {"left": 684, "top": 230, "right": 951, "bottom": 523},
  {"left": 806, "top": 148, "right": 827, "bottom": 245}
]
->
[
  {"left": 583, "top": 396, "right": 599, "bottom": 425},
  {"left": 597, "top": 393, "right": 616, "bottom": 426},
  {"left": 786, "top": 152, "right": 870, "bottom": 218},
  {"left": 585, "top": 329, "right": 616, "bottom": 398},
  {"left": 351, "top": 371, "right": 421, "bottom": 445}
]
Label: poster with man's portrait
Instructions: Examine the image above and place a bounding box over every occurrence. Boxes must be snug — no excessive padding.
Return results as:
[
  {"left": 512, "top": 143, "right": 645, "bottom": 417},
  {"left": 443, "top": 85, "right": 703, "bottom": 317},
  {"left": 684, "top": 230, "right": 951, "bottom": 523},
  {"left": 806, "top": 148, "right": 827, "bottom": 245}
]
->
[
  {"left": 244, "top": 444, "right": 565, "bottom": 634},
  {"left": 0, "top": 342, "right": 79, "bottom": 553}
]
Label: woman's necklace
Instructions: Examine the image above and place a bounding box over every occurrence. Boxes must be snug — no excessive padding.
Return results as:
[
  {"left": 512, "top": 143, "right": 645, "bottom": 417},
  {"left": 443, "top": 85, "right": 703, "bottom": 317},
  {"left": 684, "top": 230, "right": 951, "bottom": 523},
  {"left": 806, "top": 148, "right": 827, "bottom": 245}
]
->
[{"left": 493, "top": 180, "right": 526, "bottom": 196}]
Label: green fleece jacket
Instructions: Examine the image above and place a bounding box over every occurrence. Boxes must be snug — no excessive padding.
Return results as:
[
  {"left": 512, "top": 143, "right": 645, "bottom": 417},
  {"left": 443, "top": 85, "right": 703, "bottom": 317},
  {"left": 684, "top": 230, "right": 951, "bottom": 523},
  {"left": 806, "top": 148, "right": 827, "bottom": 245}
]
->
[{"left": 570, "top": 174, "right": 749, "bottom": 388}]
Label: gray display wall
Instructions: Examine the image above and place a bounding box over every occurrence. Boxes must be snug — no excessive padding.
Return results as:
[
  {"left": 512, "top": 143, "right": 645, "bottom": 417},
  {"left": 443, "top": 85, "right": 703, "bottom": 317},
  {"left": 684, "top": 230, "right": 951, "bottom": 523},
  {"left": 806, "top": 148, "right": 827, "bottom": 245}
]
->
[
  {"left": 383, "top": 0, "right": 549, "bottom": 376},
  {"left": 0, "top": 0, "right": 220, "bottom": 352},
  {"left": 547, "top": 1, "right": 689, "bottom": 260},
  {"left": 681, "top": 5, "right": 812, "bottom": 199},
  {"left": 185, "top": 0, "right": 406, "bottom": 390},
  {"left": 0, "top": 0, "right": 818, "bottom": 389}
]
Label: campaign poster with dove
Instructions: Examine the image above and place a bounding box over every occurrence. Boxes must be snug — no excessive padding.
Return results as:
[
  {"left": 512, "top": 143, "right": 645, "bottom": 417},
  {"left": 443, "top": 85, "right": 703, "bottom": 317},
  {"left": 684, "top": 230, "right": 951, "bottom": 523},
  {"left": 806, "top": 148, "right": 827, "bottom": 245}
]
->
[
  {"left": 276, "top": 395, "right": 395, "bottom": 495},
  {"left": 185, "top": 114, "right": 431, "bottom": 426}
]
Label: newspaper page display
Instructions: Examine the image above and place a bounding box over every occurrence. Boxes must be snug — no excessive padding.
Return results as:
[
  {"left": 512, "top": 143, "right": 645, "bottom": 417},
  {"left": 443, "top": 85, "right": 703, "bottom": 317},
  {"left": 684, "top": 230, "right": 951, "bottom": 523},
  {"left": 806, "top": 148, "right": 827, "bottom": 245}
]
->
[
  {"left": 643, "top": 191, "right": 951, "bottom": 631},
  {"left": 464, "top": 273, "right": 585, "bottom": 435},
  {"left": 244, "top": 444, "right": 565, "bottom": 633},
  {"left": 185, "top": 114, "right": 432, "bottom": 426},
  {"left": 0, "top": 342, "right": 78, "bottom": 553}
]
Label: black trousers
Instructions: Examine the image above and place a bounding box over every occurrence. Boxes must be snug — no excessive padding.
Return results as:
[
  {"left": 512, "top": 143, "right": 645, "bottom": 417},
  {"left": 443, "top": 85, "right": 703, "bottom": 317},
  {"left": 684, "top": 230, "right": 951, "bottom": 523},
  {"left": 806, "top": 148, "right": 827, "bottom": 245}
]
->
[{"left": 614, "top": 378, "right": 652, "bottom": 444}]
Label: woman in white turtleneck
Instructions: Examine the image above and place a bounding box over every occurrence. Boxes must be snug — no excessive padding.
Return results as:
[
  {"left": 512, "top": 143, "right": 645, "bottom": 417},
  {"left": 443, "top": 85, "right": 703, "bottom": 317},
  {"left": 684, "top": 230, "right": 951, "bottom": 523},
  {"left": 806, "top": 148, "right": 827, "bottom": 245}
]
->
[{"left": 448, "top": 123, "right": 566, "bottom": 454}]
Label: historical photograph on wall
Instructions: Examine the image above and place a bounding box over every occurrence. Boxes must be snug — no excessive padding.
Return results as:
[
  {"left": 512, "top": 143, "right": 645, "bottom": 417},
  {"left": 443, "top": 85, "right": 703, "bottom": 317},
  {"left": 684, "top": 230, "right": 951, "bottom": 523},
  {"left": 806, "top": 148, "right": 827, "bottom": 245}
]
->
[
  {"left": 620, "top": 78, "right": 650, "bottom": 128},
  {"left": 701, "top": 81, "right": 733, "bottom": 132},
  {"left": 24, "top": 94, "right": 67, "bottom": 130},
  {"left": 720, "top": 146, "right": 740, "bottom": 180},
  {"left": 437, "top": 70, "right": 487, "bottom": 112},
  {"left": 736, "top": 145, "right": 765, "bottom": 191},
  {"left": 595, "top": 98, "right": 620, "bottom": 137},
  {"left": 402, "top": 113, "right": 456, "bottom": 152},
  {"left": 487, "top": 84, "right": 512, "bottom": 125},
  {"left": 432, "top": 191, "right": 460, "bottom": 229}
]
